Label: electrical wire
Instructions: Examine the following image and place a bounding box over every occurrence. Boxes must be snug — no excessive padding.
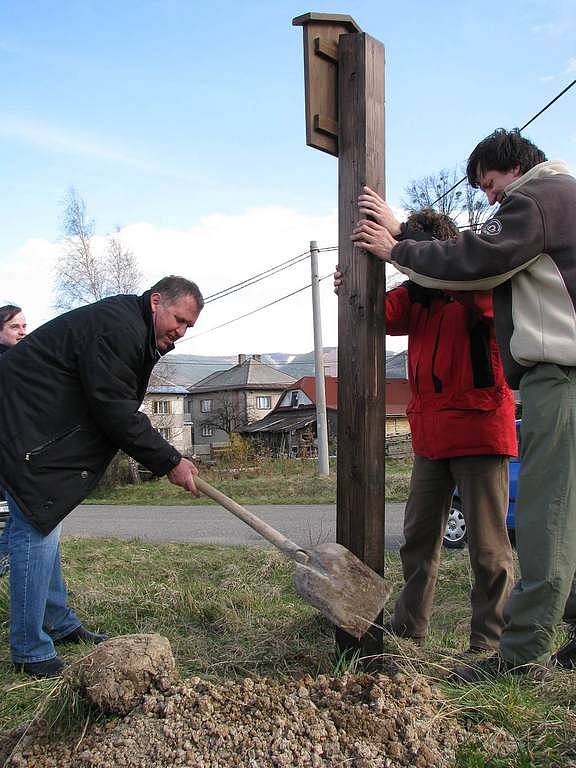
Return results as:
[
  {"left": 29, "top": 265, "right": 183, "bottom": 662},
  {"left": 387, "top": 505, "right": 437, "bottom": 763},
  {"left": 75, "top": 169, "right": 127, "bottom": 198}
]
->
[
  {"left": 179, "top": 79, "right": 574, "bottom": 335},
  {"left": 177, "top": 274, "right": 333, "bottom": 344},
  {"left": 429, "top": 78, "right": 576, "bottom": 206},
  {"left": 205, "top": 249, "right": 311, "bottom": 303}
]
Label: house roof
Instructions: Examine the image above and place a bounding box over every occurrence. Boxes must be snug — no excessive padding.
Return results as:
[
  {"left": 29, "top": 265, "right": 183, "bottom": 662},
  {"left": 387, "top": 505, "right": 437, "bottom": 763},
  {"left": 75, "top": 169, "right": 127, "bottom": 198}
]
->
[
  {"left": 146, "top": 385, "right": 189, "bottom": 395},
  {"left": 243, "top": 409, "right": 319, "bottom": 434},
  {"left": 279, "top": 376, "right": 338, "bottom": 409},
  {"left": 190, "top": 356, "right": 296, "bottom": 393}
]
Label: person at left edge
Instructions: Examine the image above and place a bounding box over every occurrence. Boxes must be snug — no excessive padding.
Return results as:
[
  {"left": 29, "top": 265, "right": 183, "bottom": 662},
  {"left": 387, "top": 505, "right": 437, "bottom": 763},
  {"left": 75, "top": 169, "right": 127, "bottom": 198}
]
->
[
  {"left": 0, "top": 275, "right": 203, "bottom": 677},
  {"left": 0, "top": 304, "right": 28, "bottom": 577}
]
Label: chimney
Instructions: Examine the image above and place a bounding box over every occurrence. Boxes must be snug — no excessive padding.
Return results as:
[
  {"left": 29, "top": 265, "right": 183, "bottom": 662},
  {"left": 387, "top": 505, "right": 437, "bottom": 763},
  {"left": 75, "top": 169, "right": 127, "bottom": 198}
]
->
[
  {"left": 254, "top": 354, "right": 261, "bottom": 362},
  {"left": 238, "top": 354, "right": 246, "bottom": 365}
]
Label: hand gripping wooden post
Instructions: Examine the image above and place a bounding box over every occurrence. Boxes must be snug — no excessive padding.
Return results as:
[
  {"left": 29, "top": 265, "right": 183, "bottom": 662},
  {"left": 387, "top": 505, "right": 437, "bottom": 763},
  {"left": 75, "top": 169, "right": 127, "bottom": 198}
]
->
[{"left": 293, "top": 13, "right": 387, "bottom": 665}]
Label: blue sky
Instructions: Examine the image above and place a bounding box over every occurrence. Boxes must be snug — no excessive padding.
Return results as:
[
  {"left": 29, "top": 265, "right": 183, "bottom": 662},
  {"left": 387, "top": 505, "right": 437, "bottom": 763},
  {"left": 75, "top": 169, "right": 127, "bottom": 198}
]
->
[{"left": 1, "top": 0, "right": 574, "bottom": 356}]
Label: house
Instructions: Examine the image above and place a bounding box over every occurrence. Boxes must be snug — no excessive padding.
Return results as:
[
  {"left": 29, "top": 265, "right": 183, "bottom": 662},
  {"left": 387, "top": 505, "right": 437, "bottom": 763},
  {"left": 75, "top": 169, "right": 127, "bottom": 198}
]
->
[
  {"left": 243, "top": 375, "right": 412, "bottom": 457},
  {"left": 243, "top": 376, "right": 339, "bottom": 457},
  {"left": 142, "top": 384, "right": 193, "bottom": 455},
  {"left": 187, "top": 354, "right": 297, "bottom": 455}
]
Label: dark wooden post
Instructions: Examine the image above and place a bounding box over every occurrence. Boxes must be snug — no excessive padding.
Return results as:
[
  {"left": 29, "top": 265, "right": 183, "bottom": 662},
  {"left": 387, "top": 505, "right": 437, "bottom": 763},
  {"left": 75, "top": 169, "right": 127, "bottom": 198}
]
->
[
  {"left": 336, "top": 32, "right": 386, "bottom": 664},
  {"left": 293, "top": 13, "right": 386, "bottom": 665}
]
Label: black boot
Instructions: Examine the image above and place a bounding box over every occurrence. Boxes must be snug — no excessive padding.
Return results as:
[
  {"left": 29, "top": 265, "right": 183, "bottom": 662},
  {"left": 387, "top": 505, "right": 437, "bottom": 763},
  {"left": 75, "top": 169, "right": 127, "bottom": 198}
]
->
[
  {"left": 15, "top": 656, "right": 68, "bottom": 678},
  {"left": 552, "top": 626, "right": 576, "bottom": 670},
  {"left": 56, "top": 626, "right": 109, "bottom": 645}
]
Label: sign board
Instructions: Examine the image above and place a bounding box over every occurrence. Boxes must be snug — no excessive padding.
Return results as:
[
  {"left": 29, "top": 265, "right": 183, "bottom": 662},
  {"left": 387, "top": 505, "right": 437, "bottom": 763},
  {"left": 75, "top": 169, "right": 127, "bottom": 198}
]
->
[{"left": 292, "top": 12, "right": 362, "bottom": 156}]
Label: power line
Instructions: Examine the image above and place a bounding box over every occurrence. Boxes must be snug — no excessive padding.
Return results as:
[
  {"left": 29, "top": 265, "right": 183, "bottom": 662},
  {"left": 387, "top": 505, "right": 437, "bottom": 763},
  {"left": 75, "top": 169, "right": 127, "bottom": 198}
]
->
[
  {"left": 180, "top": 81, "right": 574, "bottom": 340},
  {"left": 177, "top": 273, "right": 333, "bottom": 344},
  {"left": 205, "top": 249, "right": 311, "bottom": 303},
  {"left": 430, "top": 78, "right": 576, "bottom": 207}
]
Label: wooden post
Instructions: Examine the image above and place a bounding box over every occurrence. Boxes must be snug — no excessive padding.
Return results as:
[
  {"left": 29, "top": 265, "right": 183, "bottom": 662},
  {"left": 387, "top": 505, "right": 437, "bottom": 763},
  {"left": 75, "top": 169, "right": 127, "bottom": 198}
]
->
[
  {"left": 293, "top": 13, "right": 386, "bottom": 665},
  {"left": 336, "top": 31, "right": 386, "bottom": 664}
]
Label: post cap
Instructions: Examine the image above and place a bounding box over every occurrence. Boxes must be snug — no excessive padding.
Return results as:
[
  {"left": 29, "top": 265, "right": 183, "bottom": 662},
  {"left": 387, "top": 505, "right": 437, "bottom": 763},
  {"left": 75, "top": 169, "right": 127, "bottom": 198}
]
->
[{"left": 292, "top": 12, "right": 362, "bottom": 33}]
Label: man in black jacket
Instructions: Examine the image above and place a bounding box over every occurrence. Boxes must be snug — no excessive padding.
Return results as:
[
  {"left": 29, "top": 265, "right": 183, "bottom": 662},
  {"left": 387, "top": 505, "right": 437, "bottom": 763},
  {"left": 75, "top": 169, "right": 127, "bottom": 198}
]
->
[{"left": 0, "top": 275, "right": 203, "bottom": 677}]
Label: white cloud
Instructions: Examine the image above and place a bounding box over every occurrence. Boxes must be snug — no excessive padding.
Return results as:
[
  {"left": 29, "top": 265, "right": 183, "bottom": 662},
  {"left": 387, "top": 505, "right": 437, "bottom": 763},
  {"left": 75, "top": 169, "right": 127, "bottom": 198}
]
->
[
  {"left": 0, "top": 114, "right": 137, "bottom": 164},
  {"left": 3, "top": 204, "right": 414, "bottom": 357},
  {"left": 1, "top": 207, "right": 340, "bottom": 356},
  {"left": 531, "top": 20, "right": 571, "bottom": 36},
  {"left": 0, "top": 113, "right": 192, "bottom": 180}
]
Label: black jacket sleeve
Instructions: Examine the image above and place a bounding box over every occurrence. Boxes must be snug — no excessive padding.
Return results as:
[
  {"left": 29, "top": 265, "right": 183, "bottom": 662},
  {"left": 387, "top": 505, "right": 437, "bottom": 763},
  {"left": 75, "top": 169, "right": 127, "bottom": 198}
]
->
[
  {"left": 391, "top": 190, "right": 545, "bottom": 290},
  {"left": 77, "top": 331, "right": 182, "bottom": 476}
]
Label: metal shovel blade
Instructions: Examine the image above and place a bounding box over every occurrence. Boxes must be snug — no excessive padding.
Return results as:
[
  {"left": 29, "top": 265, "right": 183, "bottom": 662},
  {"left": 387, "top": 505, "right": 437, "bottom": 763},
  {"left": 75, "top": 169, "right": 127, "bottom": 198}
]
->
[
  {"left": 294, "top": 542, "right": 391, "bottom": 639},
  {"left": 193, "top": 478, "right": 390, "bottom": 639}
]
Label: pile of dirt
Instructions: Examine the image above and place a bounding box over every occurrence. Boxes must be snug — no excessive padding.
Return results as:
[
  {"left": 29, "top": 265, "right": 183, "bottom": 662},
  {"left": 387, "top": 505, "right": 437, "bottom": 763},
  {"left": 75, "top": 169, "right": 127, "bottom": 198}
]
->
[{"left": 4, "top": 671, "right": 467, "bottom": 767}]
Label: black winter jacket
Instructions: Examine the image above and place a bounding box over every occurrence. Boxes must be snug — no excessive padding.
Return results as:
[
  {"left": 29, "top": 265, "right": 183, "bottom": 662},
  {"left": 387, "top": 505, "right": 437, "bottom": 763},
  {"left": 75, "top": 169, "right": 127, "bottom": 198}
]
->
[{"left": 0, "top": 291, "right": 182, "bottom": 534}]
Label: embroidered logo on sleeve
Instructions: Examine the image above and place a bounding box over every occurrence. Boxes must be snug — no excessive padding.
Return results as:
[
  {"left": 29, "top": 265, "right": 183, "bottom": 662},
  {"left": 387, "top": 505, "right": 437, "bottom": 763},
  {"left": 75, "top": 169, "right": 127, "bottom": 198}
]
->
[{"left": 481, "top": 218, "right": 503, "bottom": 236}]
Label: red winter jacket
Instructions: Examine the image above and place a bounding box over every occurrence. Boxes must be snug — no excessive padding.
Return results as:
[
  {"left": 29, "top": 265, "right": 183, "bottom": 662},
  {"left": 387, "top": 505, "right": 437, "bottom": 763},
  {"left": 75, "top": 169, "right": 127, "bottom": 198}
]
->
[{"left": 387, "top": 282, "right": 517, "bottom": 459}]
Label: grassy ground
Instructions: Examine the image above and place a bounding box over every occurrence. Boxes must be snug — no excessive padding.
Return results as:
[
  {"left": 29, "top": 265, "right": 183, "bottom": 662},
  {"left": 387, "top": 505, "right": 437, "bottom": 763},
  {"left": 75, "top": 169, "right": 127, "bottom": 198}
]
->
[
  {"left": 88, "top": 457, "right": 413, "bottom": 505},
  {"left": 1, "top": 540, "right": 575, "bottom": 766}
]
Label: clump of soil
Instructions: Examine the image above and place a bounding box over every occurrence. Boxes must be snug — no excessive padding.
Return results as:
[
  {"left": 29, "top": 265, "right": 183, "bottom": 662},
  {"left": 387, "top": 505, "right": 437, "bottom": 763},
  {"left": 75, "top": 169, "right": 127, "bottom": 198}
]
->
[
  {"left": 64, "top": 634, "right": 177, "bottom": 715},
  {"left": 4, "top": 671, "right": 468, "bottom": 767}
]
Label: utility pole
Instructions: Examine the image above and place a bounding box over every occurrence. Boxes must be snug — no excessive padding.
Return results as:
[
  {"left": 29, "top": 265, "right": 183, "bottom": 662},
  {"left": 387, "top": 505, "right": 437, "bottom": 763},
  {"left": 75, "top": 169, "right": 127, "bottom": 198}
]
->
[
  {"left": 310, "top": 240, "right": 329, "bottom": 476},
  {"left": 294, "top": 13, "right": 386, "bottom": 664}
]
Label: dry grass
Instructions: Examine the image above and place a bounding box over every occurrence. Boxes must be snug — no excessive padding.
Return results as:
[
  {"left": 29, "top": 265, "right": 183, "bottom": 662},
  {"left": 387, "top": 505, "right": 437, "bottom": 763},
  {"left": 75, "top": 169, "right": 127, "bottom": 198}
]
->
[
  {"left": 87, "top": 456, "right": 413, "bottom": 505},
  {"left": 1, "top": 541, "right": 576, "bottom": 766}
]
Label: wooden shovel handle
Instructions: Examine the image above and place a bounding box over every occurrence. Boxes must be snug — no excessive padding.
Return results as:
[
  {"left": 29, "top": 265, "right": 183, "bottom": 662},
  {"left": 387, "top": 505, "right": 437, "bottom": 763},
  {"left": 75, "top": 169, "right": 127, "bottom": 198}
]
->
[{"left": 194, "top": 477, "right": 308, "bottom": 562}]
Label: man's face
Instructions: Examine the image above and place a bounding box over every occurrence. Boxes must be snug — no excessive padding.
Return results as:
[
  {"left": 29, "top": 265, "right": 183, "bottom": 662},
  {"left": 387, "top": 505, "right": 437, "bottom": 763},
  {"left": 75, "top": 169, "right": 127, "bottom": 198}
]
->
[
  {"left": 0, "top": 311, "right": 27, "bottom": 347},
  {"left": 150, "top": 293, "right": 201, "bottom": 352},
  {"left": 478, "top": 165, "right": 522, "bottom": 205}
]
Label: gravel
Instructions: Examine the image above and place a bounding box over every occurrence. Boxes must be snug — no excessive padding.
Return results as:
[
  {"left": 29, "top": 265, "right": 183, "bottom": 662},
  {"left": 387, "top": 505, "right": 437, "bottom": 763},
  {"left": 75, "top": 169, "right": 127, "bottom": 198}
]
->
[{"left": 3, "top": 671, "right": 468, "bottom": 767}]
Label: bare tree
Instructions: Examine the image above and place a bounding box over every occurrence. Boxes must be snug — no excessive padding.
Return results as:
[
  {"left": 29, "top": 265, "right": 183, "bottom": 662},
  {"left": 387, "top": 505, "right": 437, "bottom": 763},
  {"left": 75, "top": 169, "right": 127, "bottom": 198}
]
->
[
  {"left": 402, "top": 168, "right": 464, "bottom": 219},
  {"left": 461, "top": 181, "right": 495, "bottom": 232},
  {"left": 402, "top": 167, "right": 495, "bottom": 231},
  {"left": 54, "top": 188, "right": 141, "bottom": 310},
  {"left": 106, "top": 229, "right": 142, "bottom": 294},
  {"left": 203, "top": 398, "right": 245, "bottom": 436}
]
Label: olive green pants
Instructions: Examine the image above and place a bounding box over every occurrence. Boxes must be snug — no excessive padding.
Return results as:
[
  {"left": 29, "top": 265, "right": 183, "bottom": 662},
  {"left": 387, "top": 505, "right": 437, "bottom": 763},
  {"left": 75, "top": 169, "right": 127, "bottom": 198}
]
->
[
  {"left": 500, "top": 364, "right": 576, "bottom": 665},
  {"left": 392, "top": 453, "right": 514, "bottom": 650}
]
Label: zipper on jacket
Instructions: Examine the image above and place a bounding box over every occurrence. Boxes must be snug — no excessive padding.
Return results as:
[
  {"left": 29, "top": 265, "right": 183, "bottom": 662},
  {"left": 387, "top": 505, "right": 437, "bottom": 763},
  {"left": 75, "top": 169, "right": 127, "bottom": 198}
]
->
[
  {"left": 431, "top": 315, "right": 444, "bottom": 393},
  {"left": 25, "top": 424, "right": 82, "bottom": 461}
]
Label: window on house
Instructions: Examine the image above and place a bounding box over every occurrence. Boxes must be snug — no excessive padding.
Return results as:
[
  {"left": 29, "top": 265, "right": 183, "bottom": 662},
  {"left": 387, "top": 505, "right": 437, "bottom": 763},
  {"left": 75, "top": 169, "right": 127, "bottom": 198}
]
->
[
  {"left": 290, "top": 391, "right": 299, "bottom": 407},
  {"left": 256, "top": 396, "right": 271, "bottom": 409},
  {"left": 153, "top": 400, "right": 171, "bottom": 415},
  {"left": 158, "top": 427, "right": 171, "bottom": 440},
  {"left": 184, "top": 398, "right": 192, "bottom": 413},
  {"left": 201, "top": 399, "right": 213, "bottom": 413},
  {"left": 201, "top": 424, "right": 213, "bottom": 437}
]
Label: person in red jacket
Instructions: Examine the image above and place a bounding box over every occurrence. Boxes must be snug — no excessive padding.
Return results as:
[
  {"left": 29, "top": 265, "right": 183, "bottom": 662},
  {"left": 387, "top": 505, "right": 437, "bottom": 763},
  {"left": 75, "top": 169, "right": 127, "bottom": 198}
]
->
[{"left": 337, "top": 205, "right": 517, "bottom": 653}]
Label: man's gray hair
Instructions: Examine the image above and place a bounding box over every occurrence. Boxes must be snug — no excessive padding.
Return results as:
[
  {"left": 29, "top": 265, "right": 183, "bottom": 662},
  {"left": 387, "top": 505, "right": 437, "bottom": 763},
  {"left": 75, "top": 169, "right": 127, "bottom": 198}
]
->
[{"left": 150, "top": 276, "right": 204, "bottom": 310}]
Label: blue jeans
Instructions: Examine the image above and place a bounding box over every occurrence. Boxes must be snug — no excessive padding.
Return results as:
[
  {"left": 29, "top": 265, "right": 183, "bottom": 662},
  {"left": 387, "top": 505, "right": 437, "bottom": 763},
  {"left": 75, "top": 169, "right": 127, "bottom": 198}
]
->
[{"left": 6, "top": 493, "right": 81, "bottom": 663}]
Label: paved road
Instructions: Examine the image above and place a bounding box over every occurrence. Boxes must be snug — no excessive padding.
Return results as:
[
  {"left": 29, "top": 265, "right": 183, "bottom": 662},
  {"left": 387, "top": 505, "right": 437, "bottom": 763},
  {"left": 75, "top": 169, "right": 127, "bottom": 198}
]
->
[{"left": 63, "top": 503, "right": 406, "bottom": 550}]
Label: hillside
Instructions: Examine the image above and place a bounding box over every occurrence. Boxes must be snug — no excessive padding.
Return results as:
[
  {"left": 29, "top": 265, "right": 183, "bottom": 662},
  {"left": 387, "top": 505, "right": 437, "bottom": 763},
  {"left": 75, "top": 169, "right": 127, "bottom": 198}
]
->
[{"left": 152, "top": 348, "right": 406, "bottom": 388}]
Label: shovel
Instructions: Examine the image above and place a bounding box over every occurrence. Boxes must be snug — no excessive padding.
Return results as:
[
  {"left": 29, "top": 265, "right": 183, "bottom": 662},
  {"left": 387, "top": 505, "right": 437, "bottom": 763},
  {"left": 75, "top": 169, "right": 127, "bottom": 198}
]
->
[{"left": 195, "top": 477, "right": 390, "bottom": 640}]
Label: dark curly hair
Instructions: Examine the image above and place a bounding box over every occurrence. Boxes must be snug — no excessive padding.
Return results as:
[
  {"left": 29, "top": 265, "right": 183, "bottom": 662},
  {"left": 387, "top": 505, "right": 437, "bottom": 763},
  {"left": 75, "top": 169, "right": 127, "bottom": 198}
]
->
[
  {"left": 405, "top": 208, "right": 459, "bottom": 240},
  {"left": 466, "top": 128, "right": 547, "bottom": 188}
]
